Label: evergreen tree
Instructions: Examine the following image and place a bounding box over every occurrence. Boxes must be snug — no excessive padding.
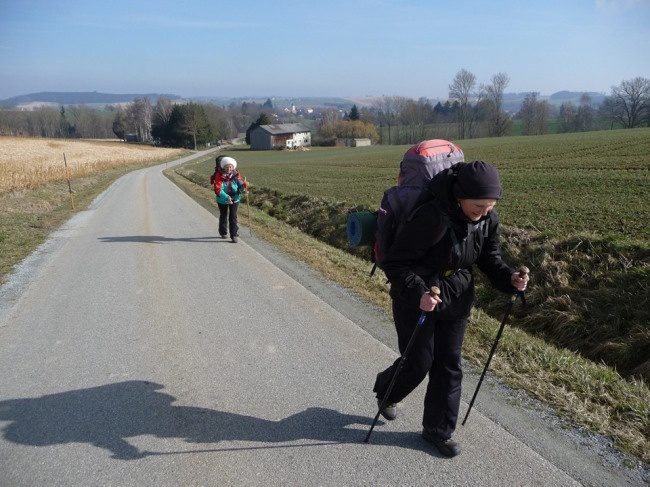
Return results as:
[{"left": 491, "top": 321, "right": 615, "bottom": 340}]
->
[
  {"left": 59, "top": 106, "right": 73, "bottom": 137},
  {"left": 112, "top": 109, "right": 127, "bottom": 140},
  {"left": 348, "top": 104, "right": 360, "bottom": 121},
  {"left": 245, "top": 112, "right": 272, "bottom": 144},
  {"left": 152, "top": 103, "right": 213, "bottom": 148}
]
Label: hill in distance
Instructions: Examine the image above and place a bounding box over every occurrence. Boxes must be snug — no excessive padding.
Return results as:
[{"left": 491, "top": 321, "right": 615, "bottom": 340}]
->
[
  {"left": 0, "top": 90, "right": 609, "bottom": 112},
  {"left": 0, "top": 91, "right": 359, "bottom": 110},
  {"left": 0, "top": 91, "right": 182, "bottom": 108}
]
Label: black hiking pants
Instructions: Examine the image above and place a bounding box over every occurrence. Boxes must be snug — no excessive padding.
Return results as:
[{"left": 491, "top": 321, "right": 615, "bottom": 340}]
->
[
  {"left": 373, "top": 297, "right": 468, "bottom": 440},
  {"left": 218, "top": 202, "right": 239, "bottom": 238}
]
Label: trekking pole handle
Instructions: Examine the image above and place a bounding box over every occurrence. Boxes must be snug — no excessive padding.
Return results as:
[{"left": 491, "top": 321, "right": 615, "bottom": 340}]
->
[
  {"left": 515, "top": 266, "right": 529, "bottom": 304},
  {"left": 418, "top": 286, "right": 440, "bottom": 325}
]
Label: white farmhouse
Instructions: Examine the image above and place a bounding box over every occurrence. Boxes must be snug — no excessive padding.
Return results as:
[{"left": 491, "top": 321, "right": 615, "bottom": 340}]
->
[{"left": 249, "top": 123, "right": 312, "bottom": 150}]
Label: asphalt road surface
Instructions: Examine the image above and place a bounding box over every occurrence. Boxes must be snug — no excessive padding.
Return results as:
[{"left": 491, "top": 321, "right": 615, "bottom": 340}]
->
[{"left": 0, "top": 152, "right": 644, "bottom": 486}]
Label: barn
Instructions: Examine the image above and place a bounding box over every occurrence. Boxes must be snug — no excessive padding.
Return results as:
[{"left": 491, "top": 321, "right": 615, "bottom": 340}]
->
[
  {"left": 336, "top": 137, "right": 372, "bottom": 147},
  {"left": 249, "top": 123, "right": 312, "bottom": 150}
]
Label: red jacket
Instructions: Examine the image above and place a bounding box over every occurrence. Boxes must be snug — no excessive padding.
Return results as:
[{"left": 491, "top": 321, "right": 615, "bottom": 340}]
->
[{"left": 211, "top": 168, "right": 247, "bottom": 204}]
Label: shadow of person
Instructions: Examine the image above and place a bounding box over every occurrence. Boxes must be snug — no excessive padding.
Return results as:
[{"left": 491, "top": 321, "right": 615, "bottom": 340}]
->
[
  {"left": 98, "top": 236, "right": 223, "bottom": 244},
  {"left": 0, "top": 381, "right": 417, "bottom": 460}
]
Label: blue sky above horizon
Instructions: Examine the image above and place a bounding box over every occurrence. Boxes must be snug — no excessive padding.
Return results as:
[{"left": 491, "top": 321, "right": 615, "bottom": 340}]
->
[{"left": 1, "top": 0, "right": 648, "bottom": 101}]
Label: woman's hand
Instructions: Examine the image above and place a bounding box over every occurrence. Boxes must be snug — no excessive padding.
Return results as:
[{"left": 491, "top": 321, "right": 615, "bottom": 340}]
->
[
  {"left": 511, "top": 271, "right": 529, "bottom": 291},
  {"left": 419, "top": 290, "right": 442, "bottom": 312}
]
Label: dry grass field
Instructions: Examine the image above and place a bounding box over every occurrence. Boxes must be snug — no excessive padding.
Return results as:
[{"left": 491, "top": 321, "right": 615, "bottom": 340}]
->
[
  {"left": 0, "top": 136, "right": 187, "bottom": 286},
  {"left": 0, "top": 137, "right": 185, "bottom": 193}
]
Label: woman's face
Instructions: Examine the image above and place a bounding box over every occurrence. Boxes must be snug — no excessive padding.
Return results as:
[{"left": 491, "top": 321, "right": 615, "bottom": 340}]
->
[
  {"left": 223, "top": 164, "right": 234, "bottom": 174},
  {"left": 458, "top": 198, "right": 497, "bottom": 221}
]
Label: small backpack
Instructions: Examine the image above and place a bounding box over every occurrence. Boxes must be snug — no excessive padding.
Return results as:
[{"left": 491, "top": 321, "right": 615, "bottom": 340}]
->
[
  {"left": 346, "top": 139, "right": 464, "bottom": 275},
  {"left": 209, "top": 167, "right": 220, "bottom": 187}
]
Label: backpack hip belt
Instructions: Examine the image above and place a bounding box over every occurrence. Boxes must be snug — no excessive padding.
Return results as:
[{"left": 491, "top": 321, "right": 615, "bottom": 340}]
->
[{"left": 441, "top": 269, "right": 458, "bottom": 278}]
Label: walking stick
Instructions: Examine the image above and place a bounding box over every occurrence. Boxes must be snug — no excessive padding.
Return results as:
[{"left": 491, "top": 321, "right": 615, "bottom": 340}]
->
[
  {"left": 364, "top": 286, "right": 440, "bottom": 444},
  {"left": 63, "top": 152, "right": 75, "bottom": 209},
  {"left": 462, "top": 266, "right": 529, "bottom": 425},
  {"left": 244, "top": 177, "right": 252, "bottom": 236}
]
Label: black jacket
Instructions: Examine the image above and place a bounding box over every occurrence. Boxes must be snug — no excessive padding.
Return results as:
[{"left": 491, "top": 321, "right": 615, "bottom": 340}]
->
[{"left": 381, "top": 166, "right": 514, "bottom": 319}]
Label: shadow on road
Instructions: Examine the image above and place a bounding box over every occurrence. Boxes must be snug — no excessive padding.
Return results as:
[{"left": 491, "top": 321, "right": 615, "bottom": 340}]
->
[
  {"left": 0, "top": 381, "right": 425, "bottom": 460},
  {"left": 98, "top": 236, "right": 226, "bottom": 244}
]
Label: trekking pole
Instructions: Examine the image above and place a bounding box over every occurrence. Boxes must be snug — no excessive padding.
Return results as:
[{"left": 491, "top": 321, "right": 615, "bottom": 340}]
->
[
  {"left": 62, "top": 152, "right": 75, "bottom": 209},
  {"left": 364, "top": 286, "right": 441, "bottom": 444},
  {"left": 244, "top": 177, "right": 252, "bottom": 236},
  {"left": 462, "top": 266, "right": 529, "bottom": 426}
]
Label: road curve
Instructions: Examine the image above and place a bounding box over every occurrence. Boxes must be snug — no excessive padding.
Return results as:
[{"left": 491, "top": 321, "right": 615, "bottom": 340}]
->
[{"left": 0, "top": 153, "right": 643, "bottom": 486}]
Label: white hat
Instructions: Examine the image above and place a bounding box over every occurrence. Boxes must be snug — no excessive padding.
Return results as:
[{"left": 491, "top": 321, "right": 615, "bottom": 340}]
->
[{"left": 220, "top": 156, "right": 237, "bottom": 169}]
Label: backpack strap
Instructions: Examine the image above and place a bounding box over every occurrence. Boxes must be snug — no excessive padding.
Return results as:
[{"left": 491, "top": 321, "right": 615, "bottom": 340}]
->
[{"left": 448, "top": 219, "right": 489, "bottom": 255}]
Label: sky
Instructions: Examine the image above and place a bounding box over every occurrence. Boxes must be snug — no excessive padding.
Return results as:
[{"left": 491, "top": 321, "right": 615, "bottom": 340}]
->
[{"left": 1, "top": 0, "right": 649, "bottom": 101}]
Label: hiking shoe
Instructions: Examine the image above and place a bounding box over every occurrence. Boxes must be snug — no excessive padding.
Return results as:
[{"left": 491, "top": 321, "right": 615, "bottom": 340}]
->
[
  {"left": 377, "top": 398, "right": 397, "bottom": 421},
  {"left": 220, "top": 234, "right": 227, "bottom": 239},
  {"left": 231, "top": 235, "right": 238, "bottom": 243},
  {"left": 422, "top": 428, "right": 461, "bottom": 457}
]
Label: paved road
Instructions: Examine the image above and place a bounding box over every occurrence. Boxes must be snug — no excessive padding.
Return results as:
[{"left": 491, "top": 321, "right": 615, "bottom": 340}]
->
[{"left": 0, "top": 153, "right": 643, "bottom": 486}]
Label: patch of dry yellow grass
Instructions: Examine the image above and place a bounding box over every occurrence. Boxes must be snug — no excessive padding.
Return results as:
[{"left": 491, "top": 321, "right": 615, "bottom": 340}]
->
[{"left": 0, "top": 136, "right": 185, "bottom": 193}]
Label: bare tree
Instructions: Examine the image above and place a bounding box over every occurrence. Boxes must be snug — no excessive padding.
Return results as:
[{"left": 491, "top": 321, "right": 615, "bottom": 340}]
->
[
  {"left": 481, "top": 72, "right": 512, "bottom": 137},
  {"left": 559, "top": 101, "right": 577, "bottom": 132},
  {"left": 203, "top": 103, "right": 235, "bottom": 142},
  {"left": 126, "top": 98, "right": 153, "bottom": 142},
  {"left": 373, "top": 96, "right": 400, "bottom": 144},
  {"left": 577, "top": 93, "right": 594, "bottom": 131},
  {"left": 319, "top": 107, "right": 343, "bottom": 126},
  {"left": 358, "top": 107, "right": 375, "bottom": 125},
  {"left": 399, "top": 98, "right": 435, "bottom": 144},
  {"left": 519, "top": 93, "right": 550, "bottom": 135},
  {"left": 448, "top": 69, "right": 477, "bottom": 139},
  {"left": 607, "top": 77, "right": 650, "bottom": 128},
  {"left": 0, "top": 109, "right": 28, "bottom": 136},
  {"left": 112, "top": 108, "right": 127, "bottom": 140},
  {"left": 180, "top": 102, "right": 213, "bottom": 150},
  {"left": 67, "top": 105, "right": 107, "bottom": 138},
  {"left": 34, "top": 106, "right": 61, "bottom": 138},
  {"left": 389, "top": 96, "right": 411, "bottom": 144},
  {"left": 154, "top": 97, "right": 175, "bottom": 127}
]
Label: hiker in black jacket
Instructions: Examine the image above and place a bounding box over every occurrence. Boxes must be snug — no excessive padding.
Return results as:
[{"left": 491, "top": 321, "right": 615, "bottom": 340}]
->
[{"left": 373, "top": 160, "right": 529, "bottom": 458}]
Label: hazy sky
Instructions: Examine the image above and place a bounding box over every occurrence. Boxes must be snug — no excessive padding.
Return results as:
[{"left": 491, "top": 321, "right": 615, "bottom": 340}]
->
[{"left": 1, "top": 0, "right": 648, "bottom": 101}]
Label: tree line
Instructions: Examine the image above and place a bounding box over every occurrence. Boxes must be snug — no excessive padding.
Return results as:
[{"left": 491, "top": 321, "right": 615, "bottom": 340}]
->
[
  {"left": 372, "top": 72, "right": 649, "bottom": 144},
  {"left": 0, "top": 74, "right": 647, "bottom": 148}
]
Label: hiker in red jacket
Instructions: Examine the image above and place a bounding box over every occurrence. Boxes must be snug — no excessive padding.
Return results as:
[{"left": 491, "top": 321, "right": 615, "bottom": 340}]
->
[{"left": 211, "top": 156, "right": 249, "bottom": 243}]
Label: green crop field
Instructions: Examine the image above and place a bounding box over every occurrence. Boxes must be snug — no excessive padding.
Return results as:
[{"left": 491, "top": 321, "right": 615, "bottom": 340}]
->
[
  {"left": 202, "top": 128, "right": 650, "bottom": 244},
  {"left": 175, "top": 128, "right": 650, "bottom": 465},
  {"left": 185, "top": 127, "right": 650, "bottom": 384}
]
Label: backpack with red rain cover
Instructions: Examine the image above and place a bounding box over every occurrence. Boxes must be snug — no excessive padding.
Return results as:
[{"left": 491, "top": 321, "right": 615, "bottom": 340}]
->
[
  {"left": 346, "top": 139, "right": 464, "bottom": 276},
  {"left": 209, "top": 169, "right": 219, "bottom": 188},
  {"left": 398, "top": 139, "right": 464, "bottom": 185}
]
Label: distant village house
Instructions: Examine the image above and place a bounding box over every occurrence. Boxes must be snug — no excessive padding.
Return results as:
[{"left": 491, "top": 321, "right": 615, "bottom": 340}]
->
[
  {"left": 336, "top": 138, "right": 372, "bottom": 147},
  {"left": 249, "top": 123, "right": 311, "bottom": 150}
]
